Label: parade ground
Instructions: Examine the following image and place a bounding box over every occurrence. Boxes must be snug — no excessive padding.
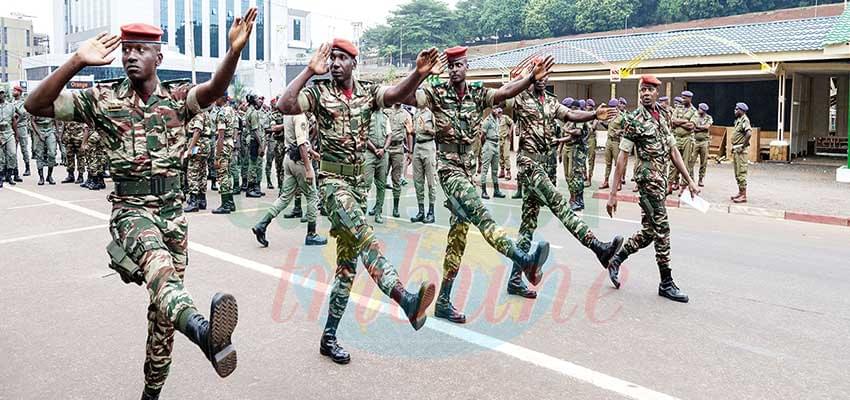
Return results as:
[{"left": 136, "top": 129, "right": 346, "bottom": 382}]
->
[{"left": 2, "top": 162, "right": 849, "bottom": 400}]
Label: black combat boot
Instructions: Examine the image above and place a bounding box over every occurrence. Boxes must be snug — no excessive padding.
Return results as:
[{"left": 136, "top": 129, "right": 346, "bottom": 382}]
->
[
  {"left": 74, "top": 172, "right": 84, "bottom": 185},
  {"left": 23, "top": 163, "right": 31, "bottom": 177},
  {"left": 305, "top": 222, "right": 328, "bottom": 246},
  {"left": 392, "top": 197, "right": 400, "bottom": 218},
  {"left": 240, "top": 180, "right": 248, "bottom": 193},
  {"left": 481, "top": 184, "right": 490, "bottom": 199},
  {"left": 0, "top": 172, "right": 4, "bottom": 188},
  {"left": 252, "top": 213, "right": 273, "bottom": 247},
  {"left": 589, "top": 236, "right": 624, "bottom": 269},
  {"left": 89, "top": 175, "right": 105, "bottom": 190},
  {"left": 606, "top": 251, "right": 628, "bottom": 289},
  {"left": 423, "top": 203, "right": 435, "bottom": 224},
  {"left": 319, "top": 333, "right": 351, "bottom": 365},
  {"left": 177, "top": 293, "right": 239, "bottom": 377},
  {"left": 47, "top": 167, "right": 56, "bottom": 185},
  {"left": 368, "top": 205, "right": 376, "bottom": 216},
  {"left": 6, "top": 169, "right": 16, "bottom": 185},
  {"left": 511, "top": 182, "right": 523, "bottom": 199},
  {"left": 508, "top": 241, "right": 550, "bottom": 286},
  {"left": 246, "top": 183, "right": 262, "bottom": 198},
  {"left": 390, "top": 281, "right": 436, "bottom": 330},
  {"left": 210, "top": 176, "right": 218, "bottom": 191},
  {"left": 410, "top": 203, "right": 425, "bottom": 223},
  {"left": 226, "top": 193, "right": 237, "bottom": 212},
  {"left": 198, "top": 193, "right": 207, "bottom": 210},
  {"left": 506, "top": 263, "right": 537, "bottom": 299},
  {"left": 13, "top": 168, "right": 23, "bottom": 182},
  {"left": 659, "top": 277, "right": 689, "bottom": 303},
  {"left": 435, "top": 280, "right": 466, "bottom": 323},
  {"left": 284, "top": 197, "right": 302, "bottom": 219},
  {"left": 212, "top": 194, "right": 232, "bottom": 214},
  {"left": 37, "top": 168, "right": 45, "bottom": 185},
  {"left": 184, "top": 194, "right": 200, "bottom": 213},
  {"left": 493, "top": 182, "right": 506, "bottom": 198},
  {"left": 61, "top": 170, "right": 75, "bottom": 183},
  {"left": 140, "top": 387, "right": 161, "bottom": 400},
  {"left": 80, "top": 174, "right": 91, "bottom": 188}
]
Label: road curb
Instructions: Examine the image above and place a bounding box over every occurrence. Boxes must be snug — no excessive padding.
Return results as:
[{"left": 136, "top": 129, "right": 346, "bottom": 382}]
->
[
  {"left": 784, "top": 211, "right": 850, "bottom": 227},
  {"left": 728, "top": 205, "right": 786, "bottom": 219}
]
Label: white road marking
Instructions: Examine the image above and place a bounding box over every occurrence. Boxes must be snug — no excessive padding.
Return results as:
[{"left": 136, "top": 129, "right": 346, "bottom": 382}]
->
[
  {"left": 383, "top": 215, "right": 566, "bottom": 250},
  {"left": 6, "top": 198, "right": 102, "bottom": 210},
  {"left": 0, "top": 224, "right": 107, "bottom": 245},
  {"left": 8, "top": 186, "right": 679, "bottom": 400}
]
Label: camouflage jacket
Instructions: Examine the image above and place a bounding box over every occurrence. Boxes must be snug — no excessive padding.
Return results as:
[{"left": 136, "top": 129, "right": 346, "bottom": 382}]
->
[
  {"left": 53, "top": 77, "right": 203, "bottom": 206},
  {"left": 732, "top": 114, "right": 751, "bottom": 149},
  {"left": 62, "top": 121, "right": 87, "bottom": 141},
  {"left": 694, "top": 114, "right": 714, "bottom": 142},
  {"left": 268, "top": 109, "right": 285, "bottom": 142},
  {"left": 245, "top": 106, "right": 265, "bottom": 146},
  {"left": 0, "top": 101, "right": 15, "bottom": 136},
  {"left": 187, "top": 111, "right": 210, "bottom": 143},
  {"left": 14, "top": 99, "right": 31, "bottom": 129},
  {"left": 215, "top": 105, "right": 238, "bottom": 139},
  {"left": 505, "top": 90, "right": 569, "bottom": 160},
  {"left": 672, "top": 105, "right": 698, "bottom": 138},
  {"left": 296, "top": 78, "right": 390, "bottom": 180},
  {"left": 619, "top": 104, "right": 676, "bottom": 185}
]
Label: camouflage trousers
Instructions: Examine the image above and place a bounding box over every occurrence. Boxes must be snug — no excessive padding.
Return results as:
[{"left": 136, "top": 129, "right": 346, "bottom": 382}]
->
[
  {"left": 586, "top": 133, "right": 597, "bottom": 181},
  {"left": 480, "top": 140, "right": 499, "bottom": 185},
  {"left": 603, "top": 139, "right": 620, "bottom": 183},
  {"left": 206, "top": 139, "right": 216, "bottom": 180},
  {"left": 264, "top": 157, "right": 318, "bottom": 223},
  {"left": 265, "top": 139, "right": 277, "bottom": 187},
  {"left": 187, "top": 136, "right": 211, "bottom": 195},
  {"left": 216, "top": 139, "right": 234, "bottom": 195},
  {"left": 438, "top": 160, "right": 517, "bottom": 282},
  {"left": 547, "top": 148, "right": 558, "bottom": 186},
  {"left": 32, "top": 131, "right": 58, "bottom": 169},
  {"left": 321, "top": 178, "right": 402, "bottom": 336},
  {"left": 362, "top": 151, "right": 388, "bottom": 213},
  {"left": 388, "top": 149, "right": 404, "bottom": 199},
  {"left": 248, "top": 144, "right": 264, "bottom": 186},
  {"left": 619, "top": 179, "right": 672, "bottom": 278},
  {"left": 108, "top": 203, "right": 198, "bottom": 391},
  {"left": 690, "top": 140, "right": 709, "bottom": 182},
  {"left": 499, "top": 135, "right": 511, "bottom": 175},
  {"left": 568, "top": 144, "right": 588, "bottom": 196},
  {"left": 273, "top": 141, "right": 286, "bottom": 188},
  {"left": 17, "top": 127, "right": 31, "bottom": 166},
  {"left": 83, "top": 136, "right": 108, "bottom": 176},
  {"left": 412, "top": 141, "right": 437, "bottom": 205},
  {"left": 63, "top": 135, "right": 85, "bottom": 175},
  {"left": 733, "top": 149, "right": 748, "bottom": 190},
  {"left": 517, "top": 157, "right": 598, "bottom": 254},
  {"left": 239, "top": 137, "right": 250, "bottom": 184},
  {"left": 0, "top": 133, "right": 17, "bottom": 171},
  {"left": 670, "top": 135, "right": 694, "bottom": 185},
  {"left": 229, "top": 142, "right": 242, "bottom": 192}
]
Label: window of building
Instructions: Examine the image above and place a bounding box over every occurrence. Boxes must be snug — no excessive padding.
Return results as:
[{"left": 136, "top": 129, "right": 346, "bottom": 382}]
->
[
  {"left": 293, "top": 19, "right": 301, "bottom": 41},
  {"left": 160, "top": 0, "right": 169, "bottom": 48},
  {"left": 256, "top": 0, "right": 264, "bottom": 61},
  {"left": 226, "top": 0, "right": 234, "bottom": 52},
  {"left": 1, "top": 50, "right": 6, "bottom": 68},
  {"left": 26, "top": 30, "right": 31, "bottom": 47},
  {"left": 2, "top": 27, "right": 7, "bottom": 44},
  {"left": 209, "top": 0, "right": 219, "bottom": 57},
  {"left": 193, "top": 0, "right": 202, "bottom": 56},
  {"left": 240, "top": 0, "right": 250, "bottom": 60},
  {"left": 175, "top": 0, "right": 186, "bottom": 54}
]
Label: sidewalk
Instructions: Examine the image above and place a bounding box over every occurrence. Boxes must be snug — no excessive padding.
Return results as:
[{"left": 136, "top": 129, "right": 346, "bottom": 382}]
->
[{"left": 463, "top": 151, "right": 850, "bottom": 227}]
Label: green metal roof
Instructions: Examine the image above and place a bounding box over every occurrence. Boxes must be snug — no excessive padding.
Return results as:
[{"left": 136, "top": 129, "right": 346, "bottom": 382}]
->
[{"left": 823, "top": 7, "right": 850, "bottom": 46}]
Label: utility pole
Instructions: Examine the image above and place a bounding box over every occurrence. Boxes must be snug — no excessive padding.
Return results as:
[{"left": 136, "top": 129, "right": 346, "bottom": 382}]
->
[{"left": 187, "top": 0, "right": 197, "bottom": 84}]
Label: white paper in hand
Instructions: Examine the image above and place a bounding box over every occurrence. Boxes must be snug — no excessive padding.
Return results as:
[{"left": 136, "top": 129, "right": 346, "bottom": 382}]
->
[{"left": 680, "top": 189, "right": 710, "bottom": 213}]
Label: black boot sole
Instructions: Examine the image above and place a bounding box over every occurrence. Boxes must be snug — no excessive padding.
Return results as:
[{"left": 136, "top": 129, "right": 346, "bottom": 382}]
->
[
  {"left": 319, "top": 346, "right": 351, "bottom": 364},
  {"left": 409, "top": 282, "right": 436, "bottom": 331},
  {"left": 658, "top": 289, "right": 689, "bottom": 303},
  {"left": 434, "top": 310, "right": 467, "bottom": 324},
  {"left": 597, "top": 236, "right": 624, "bottom": 268},
  {"left": 525, "top": 241, "right": 549, "bottom": 286},
  {"left": 608, "top": 265, "right": 621, "bottom": 289},
  {"left": 507, "top": 286, "right": 538, "bottom": 299},
  {"left": 209, "top": 293, "right": 239, "bottom": 378},
  {"left": 252, "top": 226, "right": 269, "bottom": 247}
]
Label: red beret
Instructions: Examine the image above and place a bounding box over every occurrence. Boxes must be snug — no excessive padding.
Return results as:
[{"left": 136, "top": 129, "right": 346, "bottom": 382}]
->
[
  {"left": 444, "top": 46, "right": 468, "bottom": 60},
  {"left": 120, "top": 23, "right": 163, "bottom": 43},
  {"left": 332, "top": 38, "right": 358, "bottom": 57},
  {"left": 640, "top": 74, "right": 662, "bottom": 86}
]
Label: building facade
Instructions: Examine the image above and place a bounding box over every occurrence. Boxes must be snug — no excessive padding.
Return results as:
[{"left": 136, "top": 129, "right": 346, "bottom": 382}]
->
[{"left": 0, "top": 17, "right": 36, "bottom": 82}]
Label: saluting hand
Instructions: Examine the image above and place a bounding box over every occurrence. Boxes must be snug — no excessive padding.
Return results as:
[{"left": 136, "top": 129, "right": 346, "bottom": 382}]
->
[
  {"left": 229, "top": 7, "right": 257, "bottom": 53},
  {"left": 308, "top": 43, "right": 332, "bottom": 76},
  {"left": 414, "top": 48, "right": 442, "bottom": 76},
  {"left": 596, "top": 106, "right": 617, "bottom": 122},
  {"left": 531, "top": 55, "right": 555, "bottom": 82},
  {"left": 75, "top": 32, "right": 121, "bottom": 66}
]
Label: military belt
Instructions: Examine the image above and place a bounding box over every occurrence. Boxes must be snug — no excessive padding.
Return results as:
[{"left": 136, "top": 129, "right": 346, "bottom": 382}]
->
[
  {"left": 416, "top": 138, "right": 435, "bottom": 144},
  {"left": 390, "top": 139, "right": 404, "bottom": 146},
  {"left": 438, "top": 143, "right": 471, "bottom": 154},
  {"left": 114, "top": 176, "right": 181, "bottom": 196},
  {"left": 519, "top": 150, "right": 549, "bottom": 164},
  {"left": 320, "top": 160, "right": 362, "bottom": 177}
]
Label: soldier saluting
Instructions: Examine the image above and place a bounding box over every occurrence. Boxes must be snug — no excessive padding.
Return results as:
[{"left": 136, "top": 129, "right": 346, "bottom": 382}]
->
[{"left": 25, "top": 10, "right": 258, "bottom": 399}]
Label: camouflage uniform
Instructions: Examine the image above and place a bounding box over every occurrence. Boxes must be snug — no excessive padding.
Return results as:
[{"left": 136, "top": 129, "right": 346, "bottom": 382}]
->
[
  {"left": 296, "top": 78, "right": 411, "bottom": 339},
  {"left": 412, "top": 108, "right": 437, "bottom": 206},
  {"left": 480, "top": 114, "right": 500, "bottom": 187},
  {"left": 245, "top": 106, "right": 265, "bottom": 188},
  {"left": 614, "top": 103, "right": 677, "bottom": 280},
  {"left": 670, "top": 104, "right": 698, "bottom": 186},
  {"left": 732, "top": 114, "right": 751, "bottom": 190},
  {"left": 85, "top": 129, "right": 109, "bottom": 177},
  {"left": 691, "top": 113, "right": 713, "bottom": 182},
  {"left": 416, "top": 81, "right": 534, "bottom": 310},
  {"left": 603, "top": 114, "right": 625, "bottom": 183},
  {"left": 505, "top": 90, "right": 608, "bottom": 284},
  {"left": 585, "top": 119, "right": 598, "bottom": 184},
  {"left": 386, "top": 106, "right": 409, "bottom": 206},
  {"left": 215, "top": 104, "right": 238, "bottom": 196},
  {"left": 236, "top": 108, "right": 249, "bottom": 188},
  {"left": 62, "top": 121, "right": 87, "bottom": 178},
  {"left": 14, "top": 98, "right": 31, "bottom": 173},
  {"left": 30, "top": 116, "right": 58, "bottom": 169},
  {"left": 267, "top": 109, "right": 285, "bottom": 188},
  {"left": 186, "top": 111, "right": 213, "bottom": 195},
  {"left": 497, "top": 114, "right": 514, "bottom": 177},
  {"left": 53, "top": 78, "right": 207, "bottom": 391},
  {"left": 569, "top": 121, "right": 590, "bottom": 197},
  {"left": 362, "top": 110, "right": 389, "bottom": 216},
  {"left": 0, "top": 100, "right": 18, "bottom": 175}
]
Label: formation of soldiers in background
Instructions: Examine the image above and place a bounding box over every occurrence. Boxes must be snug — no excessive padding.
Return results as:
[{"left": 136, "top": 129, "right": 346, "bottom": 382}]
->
[{"left": 1, "top": 84, "right": 756, "bottom": 206}]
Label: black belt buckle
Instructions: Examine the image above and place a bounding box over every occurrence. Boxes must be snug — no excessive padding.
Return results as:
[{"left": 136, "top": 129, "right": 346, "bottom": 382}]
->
[{"left": 150, "top": 176, "right": 165, "bottom": 195}]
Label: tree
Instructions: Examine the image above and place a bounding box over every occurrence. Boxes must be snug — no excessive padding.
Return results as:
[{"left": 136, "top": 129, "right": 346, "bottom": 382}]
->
[
  {"left": 455, "top": 0, "right": 488, "bottom": 42},
  {"left": 361, "top": 0, "right": 458, "bottom": 63},
  {"left": 479, "top": 0, "right": 526, "bottom": 41},
  {"left": 573, "top": 0, "right": 636, "bottom": 33},
  {"left": 522, "top": 0, "right": 576, "bottom": 39}
]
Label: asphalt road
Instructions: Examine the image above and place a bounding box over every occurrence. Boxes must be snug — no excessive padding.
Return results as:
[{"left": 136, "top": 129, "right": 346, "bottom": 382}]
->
[{"left": 1, "top": 176, "right": 849, "bottom": 400}]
